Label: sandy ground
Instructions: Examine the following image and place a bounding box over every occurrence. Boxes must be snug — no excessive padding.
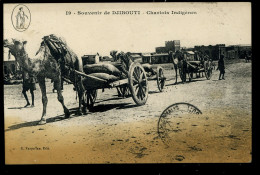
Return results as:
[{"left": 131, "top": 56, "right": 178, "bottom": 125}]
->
[{"left": 4, "top": 60, "right": 251, "bottom": 164}]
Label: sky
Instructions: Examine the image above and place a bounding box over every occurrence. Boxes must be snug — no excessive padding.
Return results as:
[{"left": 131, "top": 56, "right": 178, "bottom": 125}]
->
[{"left": 3, "top": 2, "right": 251, "bottom": 60}]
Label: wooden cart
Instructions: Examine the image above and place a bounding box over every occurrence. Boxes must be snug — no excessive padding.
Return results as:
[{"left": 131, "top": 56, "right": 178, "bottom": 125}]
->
[
  {"left": 179, "top": 60, "right": 213, "bottom": 82},
  {"left": 75, "top": 62, "right": 149, "bottom": 110},
  {"left": 142, "top": 64, "right": 166, "bottom": 92}
]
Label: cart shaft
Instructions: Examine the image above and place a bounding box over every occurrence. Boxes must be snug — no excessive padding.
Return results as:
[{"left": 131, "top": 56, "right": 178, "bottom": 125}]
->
[{"left": 74, "top": 70, "right": 107, "bottom": 83}]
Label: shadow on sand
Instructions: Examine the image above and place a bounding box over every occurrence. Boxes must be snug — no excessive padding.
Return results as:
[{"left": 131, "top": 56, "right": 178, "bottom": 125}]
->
[
  {"left": 5, "top": 107, "right": 79, "bottom": 132},
  {"left": 8, "top": 107, "right": 25, "bottom": 110},
  {"left": 5, "top": 102, "right": 136, "bottom": 132},
  {"left": 95, "top": 96, "right": 130, "bottom": 104},
  {"left": 165, "top": 79, "right": 206, "bottom": 87},
  {"left": 148, "top": 91, "right": 160, "bottom": 94},
  {"left": 90, "top": 102, "right": 135, "bottom": 112},
  {"left": 8, "top": 105, "right": 37, "bottom": 109}
]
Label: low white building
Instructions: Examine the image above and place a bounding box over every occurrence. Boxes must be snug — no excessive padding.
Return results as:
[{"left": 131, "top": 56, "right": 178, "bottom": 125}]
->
[{"left": 81, "top": 52, "right": 101, "bottom": 65}]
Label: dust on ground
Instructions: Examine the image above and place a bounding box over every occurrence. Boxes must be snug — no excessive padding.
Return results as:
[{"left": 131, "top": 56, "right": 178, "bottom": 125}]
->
[{"left": 4, "top": 59, "right": 252, "bottom": 164}]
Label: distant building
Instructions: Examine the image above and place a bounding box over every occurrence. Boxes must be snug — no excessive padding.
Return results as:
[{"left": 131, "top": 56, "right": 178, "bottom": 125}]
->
[
  {"left": 238, "top": 45, "right": 251, "bottom": 54},
  {"left": 194, "top": 44, "right": 226, "bottom": 60},
  {"left": 155, "top": 40, "right": 181, "bottom": 54},
  {"left": 142, "top": 53, "right": 170, "bottom": 64},
  {"left": 155, "top": 46, "right": 168, "bottom": 54},
  {"left": 129, "top": 53, "right": 142, "bottom": 63},
  {"left": 236, "top": 45, "right": 252, "bottom": 59},
  {"left": 142, "top": 53, "right": 152, "bottom": 64},
  {"left": 165, "top": 40, "right": 181, "bottom": 53},
  {"left": 226, "top": 45, "right": 239, "bottom": 59},
  {"left": 82, "top": 53, "right": 101, "bottom": 64},
  {"left": 194, "top": 44, "right": 251, "bottom": 60},
  {"left": 182, "top": 47, "right": 194, "bottom": 52}
]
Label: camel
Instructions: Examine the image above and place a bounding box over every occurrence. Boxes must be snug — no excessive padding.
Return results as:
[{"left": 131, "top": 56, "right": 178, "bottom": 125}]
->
[
  {"left": 170, "top": 50, "right": 195, "bottom": 83},
  {"left": 4, "top": 35, "right": 85, "bottom": 125}
]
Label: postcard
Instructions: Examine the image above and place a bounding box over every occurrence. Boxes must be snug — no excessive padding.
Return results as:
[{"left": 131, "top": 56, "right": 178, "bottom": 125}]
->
[{"left": 3, "top": 2, "right": 251, "bottom": 164}]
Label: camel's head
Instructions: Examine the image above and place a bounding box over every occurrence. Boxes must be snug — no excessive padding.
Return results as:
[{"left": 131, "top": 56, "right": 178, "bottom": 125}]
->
[
  {"left": 3, "top": 38, "right": 27, "bottom": 57},
  {"left": 3, "top": 39, "right": 12, "bottom": 47}
]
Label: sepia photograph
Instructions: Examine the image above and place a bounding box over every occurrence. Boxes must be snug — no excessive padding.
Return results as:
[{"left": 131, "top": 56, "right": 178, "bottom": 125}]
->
[{"left": 3, "top": 2, "right": 251, "bottom": 164}]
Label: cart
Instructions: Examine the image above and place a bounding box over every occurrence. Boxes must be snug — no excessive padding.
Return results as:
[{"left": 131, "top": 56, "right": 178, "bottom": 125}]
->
[
  {"left": 179, "top": 60, "right": 213, "bottom": 82},
  {"left": 108, "top": 63, "right": 166, "bottom": 99},
  {"left": 75, "top": 62, "right": 149, "bottom": 110},
  {"left": 142, "top": 64, "right": 166, "bottom": 92}
]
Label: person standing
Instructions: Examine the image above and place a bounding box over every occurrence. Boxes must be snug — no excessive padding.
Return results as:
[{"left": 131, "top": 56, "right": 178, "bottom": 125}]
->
[
  {"left": 217, "top": 54, "right": 225, "bottom": 80},
  {"left": 22, "top": 71, "right": 36, "bottom": 107},
  {"left": 16, "top": 7, "right": 28, "bottom": 29}
]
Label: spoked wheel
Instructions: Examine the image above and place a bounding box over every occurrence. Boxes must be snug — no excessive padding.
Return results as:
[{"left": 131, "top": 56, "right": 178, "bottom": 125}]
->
[
  {"left": 83, "top": 89, "right": 97, "bottom": 111},
  {"left": 156, "top": 66, "right": 166, "bottom": 92},
  {"left": 128, "top": 63, "right": 148, "bottom": 106},
  {"left": 204, "top": 60, "right": 213, "bottom": 80}
]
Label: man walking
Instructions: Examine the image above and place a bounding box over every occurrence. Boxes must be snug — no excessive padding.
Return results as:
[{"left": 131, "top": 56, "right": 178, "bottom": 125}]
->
[
  {"left": 217, "top": 54, "right": 225, "bottom": 80},
  {"left": 22, "top": 71, "right": 36, "bottom": 107}
]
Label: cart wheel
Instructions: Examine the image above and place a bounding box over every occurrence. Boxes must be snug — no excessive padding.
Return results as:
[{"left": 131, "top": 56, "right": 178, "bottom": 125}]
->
[
  {"left": 204, "top": 61, "right": 213, "bottom": 80},
  {"left": 83, "top": 89, "right": 97, "bottom": 111},
  {"left": 128, "top": 63, "right": 148, "bottom": 106},
  {"left": 156, "top": 66, "right": 165, "bottom": 92}
]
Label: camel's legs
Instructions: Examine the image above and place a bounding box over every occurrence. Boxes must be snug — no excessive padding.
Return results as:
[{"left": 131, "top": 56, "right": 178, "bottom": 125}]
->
[
  {"left": 37, "top": 76, "right": 48, "bottom": 125},
  {"left": 54, "top": 76, "right": 70, "bottom": 118}
]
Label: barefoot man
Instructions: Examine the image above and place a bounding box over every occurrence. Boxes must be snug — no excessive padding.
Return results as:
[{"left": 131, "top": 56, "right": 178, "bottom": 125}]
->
[{"left": 22, "top": 70, "right": 36, "bottom": 107}]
